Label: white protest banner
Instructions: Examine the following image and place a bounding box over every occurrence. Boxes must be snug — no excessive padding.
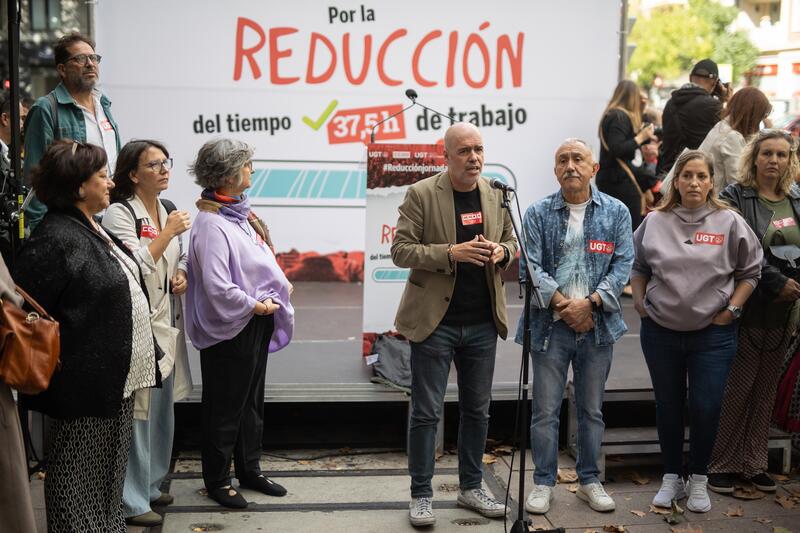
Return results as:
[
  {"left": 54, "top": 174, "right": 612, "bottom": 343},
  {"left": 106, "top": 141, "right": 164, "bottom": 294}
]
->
[{"left": 95, "top": 0, "right": 619, "bottom": 282}]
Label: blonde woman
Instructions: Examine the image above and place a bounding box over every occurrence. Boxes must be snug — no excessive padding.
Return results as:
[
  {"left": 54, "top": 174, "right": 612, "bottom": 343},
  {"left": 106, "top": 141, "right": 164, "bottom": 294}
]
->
[
  {"left": 596, "top": 80, "right": 658, "bottom": 230},
  {"left": 709, "top": 130, "right": 800, "bottom": 494}
]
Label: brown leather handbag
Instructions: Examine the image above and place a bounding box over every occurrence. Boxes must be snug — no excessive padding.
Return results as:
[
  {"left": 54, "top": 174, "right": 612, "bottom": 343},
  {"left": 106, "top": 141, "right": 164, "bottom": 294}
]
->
[{"left": 0, "top": 285, "right": 60, "bottom": 394}]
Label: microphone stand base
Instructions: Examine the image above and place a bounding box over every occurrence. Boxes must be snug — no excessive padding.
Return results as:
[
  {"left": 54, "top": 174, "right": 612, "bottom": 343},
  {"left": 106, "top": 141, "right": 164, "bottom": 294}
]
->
[
  {"left": 511, "top": 520, "right": 564, "bottom": 533},
  {"left": 510, "top": 518, "right": 531, "bottom": 533}
]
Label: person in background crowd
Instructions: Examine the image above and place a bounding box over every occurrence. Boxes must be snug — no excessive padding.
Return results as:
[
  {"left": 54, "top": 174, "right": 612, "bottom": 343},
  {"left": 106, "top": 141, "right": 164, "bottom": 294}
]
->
[
  {"left": 632, "top": 150, "right": 762, "bottom": 513},
  {"left": 596, "top": 80, "right": 659, "bottom": 231},
  {"left": 186, "top": 138, "right": 294, "bottom": 509},
  {"left": 103, "top": 140, "right": 193, "bottom": 527},
  {"left": 708, "top": 130, "right": 800, "bottom": 494},
  {"left": 23, "top": 32, "right": 120, "bottom": 230},
  {"left": 0, "top": 91, "right": 25, "bottom": 263},
  {"left": 391, "top": 122, "right": 516, "bottom": 526},
  {"left": 520, "top": 139, "right": 633, "bottom": 515},
  {"left": 657, "top": 59, "right": 731, "bottom": 176},
  {"left": 696, "top": 87, "right": 771, "bottom": 191},
  {"left": 14, "top": 140, "right": 159, "bottom": 532},
  {"left": 0, "top": 256, "right": 36, "bottom": 533}
]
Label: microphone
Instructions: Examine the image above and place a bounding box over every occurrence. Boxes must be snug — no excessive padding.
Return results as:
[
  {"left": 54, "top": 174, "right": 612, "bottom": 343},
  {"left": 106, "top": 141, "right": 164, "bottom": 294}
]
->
[
  {"left": 489, "top": 178, "right": 515, "bottom": 192},
  {"left": 406, "top": 87, "right": 454, "bottom": 125},
  {"left": 370, "top": 89, "right": 418, "bottom": 143}
]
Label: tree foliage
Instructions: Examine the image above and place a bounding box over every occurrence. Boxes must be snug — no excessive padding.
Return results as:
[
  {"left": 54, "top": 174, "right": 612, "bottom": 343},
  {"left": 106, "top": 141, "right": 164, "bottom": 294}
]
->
[{"left": 629, "top": 0, "right": 759, "bottom": 87}]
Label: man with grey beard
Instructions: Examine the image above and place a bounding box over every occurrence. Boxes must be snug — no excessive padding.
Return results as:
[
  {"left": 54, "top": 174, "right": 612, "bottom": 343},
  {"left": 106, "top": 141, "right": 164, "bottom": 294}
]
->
[{"left": 23, "top": 32, "right": 120, "bottom": 230}]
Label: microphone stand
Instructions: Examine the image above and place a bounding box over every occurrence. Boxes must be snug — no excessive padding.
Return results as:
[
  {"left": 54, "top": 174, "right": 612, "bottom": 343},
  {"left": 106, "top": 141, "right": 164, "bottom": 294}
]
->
[
  {"left": 499, "top": 189, "right": 562, "bottom": 533},
  {"left": 6, "top": 0, "right": 41, "bottom": 477},
  {"left": 369, "top": 89, "right": 454, "bottom": 143}
]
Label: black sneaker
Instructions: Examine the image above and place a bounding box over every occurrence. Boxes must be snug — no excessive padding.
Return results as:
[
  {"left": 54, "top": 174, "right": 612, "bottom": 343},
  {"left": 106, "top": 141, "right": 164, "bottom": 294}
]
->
[
  {"left": 746, "top": 472, "right": 776, "bottom": 492},
  {"left": 707, "top": 473, "right": 736, "bottom": 494}
]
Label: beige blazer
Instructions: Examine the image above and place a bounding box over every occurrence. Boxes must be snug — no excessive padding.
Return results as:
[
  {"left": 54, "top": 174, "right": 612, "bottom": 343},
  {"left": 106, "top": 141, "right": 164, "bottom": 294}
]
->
[{"left": 391, "top": 172, "right": 518, "bottom": 342}]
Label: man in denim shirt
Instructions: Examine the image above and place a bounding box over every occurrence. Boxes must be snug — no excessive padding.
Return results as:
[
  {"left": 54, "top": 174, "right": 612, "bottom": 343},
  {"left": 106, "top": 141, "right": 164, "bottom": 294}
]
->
[{"left": 517, "top": 139, "right": 633, "bottom": 515}]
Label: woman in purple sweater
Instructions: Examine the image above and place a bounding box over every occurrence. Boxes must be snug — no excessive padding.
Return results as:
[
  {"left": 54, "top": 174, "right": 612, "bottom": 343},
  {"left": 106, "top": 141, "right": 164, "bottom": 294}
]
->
[
  {"left": 631, "top": 150, "right": 762, "bottom": 514},
  {"left": 186, "top": 139, "right": 294, "bottom": 509}
]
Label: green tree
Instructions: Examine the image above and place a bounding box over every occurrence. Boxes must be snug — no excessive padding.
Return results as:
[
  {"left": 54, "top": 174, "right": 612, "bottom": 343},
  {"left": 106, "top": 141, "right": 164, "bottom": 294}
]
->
[{"left": 629, "top": 0, "right": 759, "bottom": 87}]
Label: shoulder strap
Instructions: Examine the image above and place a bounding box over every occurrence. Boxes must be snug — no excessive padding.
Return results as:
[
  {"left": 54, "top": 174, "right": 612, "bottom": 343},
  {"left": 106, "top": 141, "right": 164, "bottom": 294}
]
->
[
  {"left": 121, "top": 200, "right": 143, "bottom": 238},
  {"left": 159, "top": 198, "right": 183, "bottom": 254},
  {"left": 598, "top": 124, "right": 645, "bottom": 197},
  {"left": 47, "top": 93, "right": 59, "bottom": 138},
  {"left": 159, "top": 198, "right": 177, "bottom": 214}
]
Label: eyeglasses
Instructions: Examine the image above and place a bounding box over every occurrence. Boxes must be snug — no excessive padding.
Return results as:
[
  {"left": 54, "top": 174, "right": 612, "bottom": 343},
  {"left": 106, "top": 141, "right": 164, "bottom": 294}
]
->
[
  {"left": 65, "top": 54, "right": 102, "bottom": 66},
  {"left": 142, "top": 158, "right": 173, "bottom": 171},
  {"left": 244, "top": 161, "right": 254, "bottom": 171}
]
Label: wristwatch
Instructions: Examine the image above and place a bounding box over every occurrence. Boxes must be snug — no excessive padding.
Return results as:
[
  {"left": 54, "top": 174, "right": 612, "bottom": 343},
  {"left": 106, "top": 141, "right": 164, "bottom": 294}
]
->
[{"left": 725, "top": 304, "right": 742, "bottom": 319}]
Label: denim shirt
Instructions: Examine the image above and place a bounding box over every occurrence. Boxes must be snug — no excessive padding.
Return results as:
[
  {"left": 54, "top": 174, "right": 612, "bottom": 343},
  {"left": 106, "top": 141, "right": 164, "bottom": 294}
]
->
[{"left": 515, "top": 185, "right": 633, "bottom": 351}]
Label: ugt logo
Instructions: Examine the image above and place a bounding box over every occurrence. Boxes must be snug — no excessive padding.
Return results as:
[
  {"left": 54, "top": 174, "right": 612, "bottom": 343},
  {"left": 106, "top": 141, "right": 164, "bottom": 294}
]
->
[
  {"left": 588, "top": 240, "right": 614, "bottom": 254},
  {"left": 694, "top": 232, "right": 724, "bottom": 245}
]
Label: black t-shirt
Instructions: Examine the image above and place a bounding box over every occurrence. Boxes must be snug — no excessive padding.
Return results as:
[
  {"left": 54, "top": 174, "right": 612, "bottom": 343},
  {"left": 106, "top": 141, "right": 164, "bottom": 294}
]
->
[{"left": 441, "top": 188, "right": 494, "bottom": 326}]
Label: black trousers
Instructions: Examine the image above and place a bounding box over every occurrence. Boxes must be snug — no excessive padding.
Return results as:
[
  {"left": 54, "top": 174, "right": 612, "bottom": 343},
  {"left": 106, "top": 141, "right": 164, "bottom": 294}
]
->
[{"left": 200, "top": 314, "right": 274, "bottom": 490}]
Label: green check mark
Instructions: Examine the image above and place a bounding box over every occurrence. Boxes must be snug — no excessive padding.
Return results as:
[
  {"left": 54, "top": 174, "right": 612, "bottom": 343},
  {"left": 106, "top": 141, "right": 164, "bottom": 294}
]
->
[{"left": 302, "top": 99, "right": 338, "bottom": 130}]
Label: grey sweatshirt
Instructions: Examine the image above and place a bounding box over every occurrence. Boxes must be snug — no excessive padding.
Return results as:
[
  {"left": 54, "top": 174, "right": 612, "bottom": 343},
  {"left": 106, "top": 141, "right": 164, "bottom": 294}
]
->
[{"left": 632, "top": 204, "right": 763, "bottom": 331}]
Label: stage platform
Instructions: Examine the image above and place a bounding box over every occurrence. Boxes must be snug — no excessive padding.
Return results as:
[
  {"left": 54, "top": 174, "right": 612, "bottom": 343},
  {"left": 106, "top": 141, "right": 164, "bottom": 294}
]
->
[{"left": 179, "top": 281, "right": 652, "bottom": 403}]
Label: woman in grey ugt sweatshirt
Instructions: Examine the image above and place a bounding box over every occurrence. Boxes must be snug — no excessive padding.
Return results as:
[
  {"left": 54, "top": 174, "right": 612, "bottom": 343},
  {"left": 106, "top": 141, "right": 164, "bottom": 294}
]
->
[{"left": 630, "top": 150, "right": 763, "bottom": 515}]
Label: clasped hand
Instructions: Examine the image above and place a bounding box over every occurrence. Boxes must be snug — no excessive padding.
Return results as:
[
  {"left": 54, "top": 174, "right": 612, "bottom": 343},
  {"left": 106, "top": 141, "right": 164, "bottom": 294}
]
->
[
  {"left": 450, "top": 235, "right": 504, "bottom": 266},
  {"left": 554, "top": 298, "right": 594, "bottom": 333}
]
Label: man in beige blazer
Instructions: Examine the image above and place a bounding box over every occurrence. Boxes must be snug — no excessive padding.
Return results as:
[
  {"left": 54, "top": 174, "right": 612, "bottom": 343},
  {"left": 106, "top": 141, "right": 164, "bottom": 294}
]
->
[{"left": 391, "top": 122, "right": 517, "bottom": 526}]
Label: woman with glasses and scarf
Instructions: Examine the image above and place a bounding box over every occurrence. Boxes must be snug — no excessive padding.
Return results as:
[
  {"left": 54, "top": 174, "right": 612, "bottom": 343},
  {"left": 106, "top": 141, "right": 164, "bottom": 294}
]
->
[
  {"left": 14, "top": 140, "right": 159, "bottom": 532},
  {"left": 186, "top": 138, "right": 294, "bottom": 509},
  {"left": 709, "top": 130, "right": 800, "bottom": 494},
  {"left": 102, "top": 140, "right": 193, "bottom": 527}
]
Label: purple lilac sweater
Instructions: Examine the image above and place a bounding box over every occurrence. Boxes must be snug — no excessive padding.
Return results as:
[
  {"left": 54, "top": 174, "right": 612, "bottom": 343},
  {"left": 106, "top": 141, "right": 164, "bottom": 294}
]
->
[{"left": 186, "top": 201, "right": 293, "bottom": 352}]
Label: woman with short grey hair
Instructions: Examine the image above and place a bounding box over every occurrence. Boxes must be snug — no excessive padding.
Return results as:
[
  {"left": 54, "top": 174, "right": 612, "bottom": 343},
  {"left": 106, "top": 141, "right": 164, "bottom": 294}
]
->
[
  {"left": 186, "top": 138, "right": 294, "bottom": 509},
  {"left": 190, "top": 138, "right": 253, "bottom": 190}
]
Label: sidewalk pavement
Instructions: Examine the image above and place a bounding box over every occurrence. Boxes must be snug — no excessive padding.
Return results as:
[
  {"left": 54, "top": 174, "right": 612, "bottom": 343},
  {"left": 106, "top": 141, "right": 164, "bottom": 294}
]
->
[{"left": 29, "top": 448, "right": 800, "bottom": 532}]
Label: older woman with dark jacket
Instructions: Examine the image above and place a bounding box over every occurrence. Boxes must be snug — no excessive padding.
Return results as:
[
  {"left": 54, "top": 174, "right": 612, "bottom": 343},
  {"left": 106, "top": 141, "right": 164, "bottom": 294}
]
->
[
  {"left": 708, "top": 130, "right": 800, "bottom": 494},
  {"left": 14, "top": 140, "right": 160, "bottom": 533},
  {"left": 187, "top": 139, "right": 293, "bottom": 509}
]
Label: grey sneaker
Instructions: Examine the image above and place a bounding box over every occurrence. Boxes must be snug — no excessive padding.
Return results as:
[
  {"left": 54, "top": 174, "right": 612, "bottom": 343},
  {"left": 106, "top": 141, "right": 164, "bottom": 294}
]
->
[
  {"left": 652, "top": 473, "right": 686, "bottom": 508},
  {"left": 686, "top": 474, "right": 711, "bottom": 513},
  {"left": 409, "top": 497, "right": 435, "bottom": 526},
  {"left": 525, "top": 484, "right": 553, "bottom": 514},
  {"left": 576, "top": 482, "right": 616, "bottom": 512},
  {"left": 457, "top": 487, "right": 508, "bottom": 518}
]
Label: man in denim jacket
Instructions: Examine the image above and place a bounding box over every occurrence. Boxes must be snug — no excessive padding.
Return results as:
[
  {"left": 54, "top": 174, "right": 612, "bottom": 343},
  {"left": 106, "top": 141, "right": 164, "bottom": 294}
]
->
[{"left": 517, "top": 139, "right": 633, "bottom": 515}]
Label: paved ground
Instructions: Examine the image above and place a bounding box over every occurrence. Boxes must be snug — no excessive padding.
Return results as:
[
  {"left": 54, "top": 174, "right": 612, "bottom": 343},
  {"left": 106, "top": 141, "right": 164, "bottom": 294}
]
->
[{"left": 28, "top": 448, "right": 800, "bottom": 533}]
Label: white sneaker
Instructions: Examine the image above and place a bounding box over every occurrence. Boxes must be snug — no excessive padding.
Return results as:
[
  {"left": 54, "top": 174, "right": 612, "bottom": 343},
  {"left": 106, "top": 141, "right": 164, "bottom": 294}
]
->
[
  {"left": 652, "top": 474, "right": 687, "bottom": 508},
  {"left": 525, "top": 484, "right": 553, "bottom": 514},
  {"left": 457, "top": 488, "right": 508, "bottom": 518},
  {"left": 685, "top": 474, "right": 711, "bottom": 513},
  {"left": 576, "top": 482, "right": 616, "bottom": 512},
  {"left": 409, "top": 497, "right": 435, "bottom": 526}
]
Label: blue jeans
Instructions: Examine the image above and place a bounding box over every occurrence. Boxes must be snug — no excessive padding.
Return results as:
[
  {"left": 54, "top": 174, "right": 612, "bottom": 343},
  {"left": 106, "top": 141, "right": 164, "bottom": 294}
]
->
[
  {"left": 640, "top": 317, "right": 738, "bottom": 475},
  {"left": 123, "top": 373, "right": 175, "bottom": 517},
  {"left": 531, "top": 320, "right": 613, "bottom": 486},
  {"left": 408, "top": 321, "right": 497, "bottom": 498}
]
